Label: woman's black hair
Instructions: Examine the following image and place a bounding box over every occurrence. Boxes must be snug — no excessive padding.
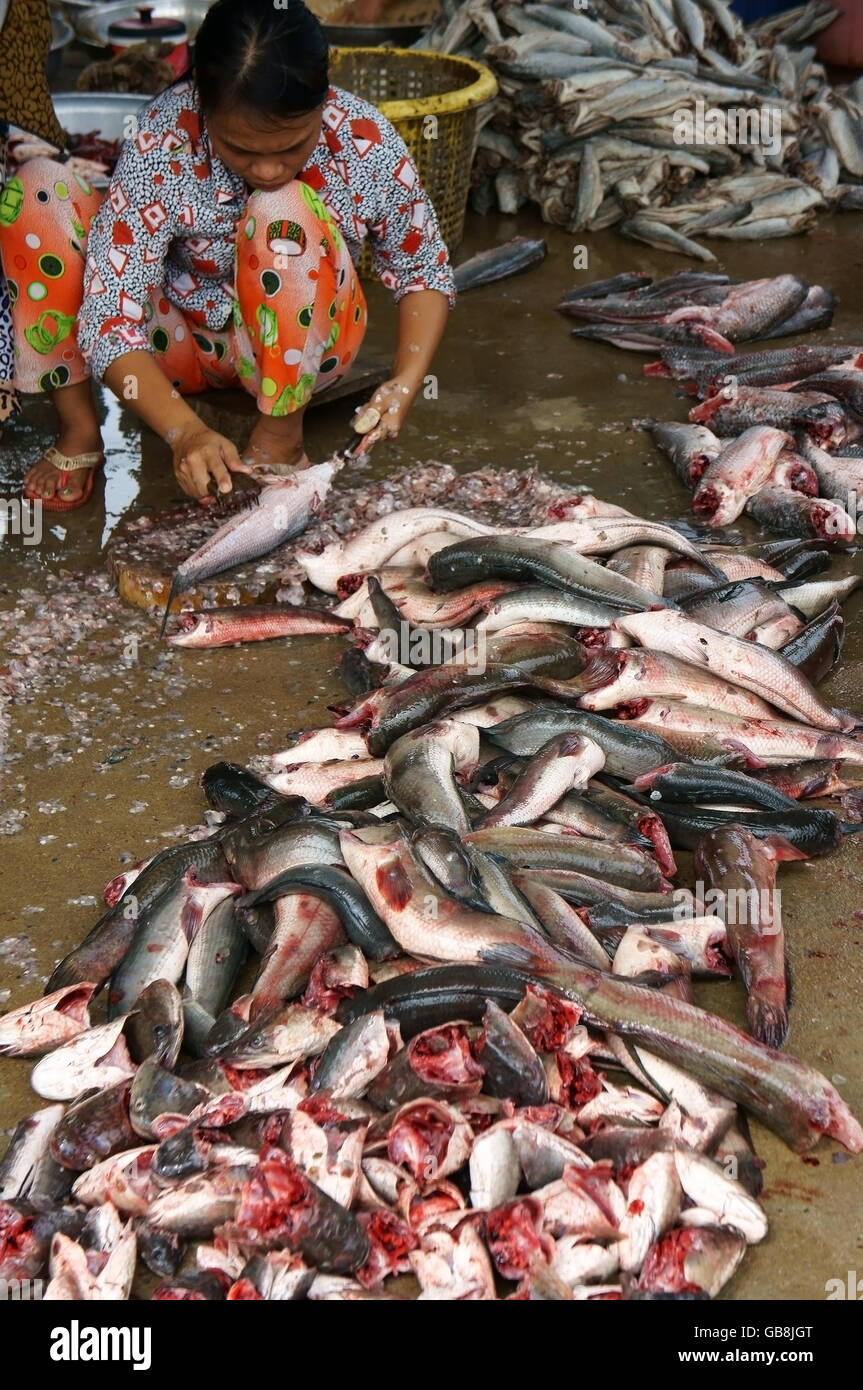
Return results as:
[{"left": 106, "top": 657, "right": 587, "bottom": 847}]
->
[{"left": 194, "top": 0, "right": 329, "bottom": 119}]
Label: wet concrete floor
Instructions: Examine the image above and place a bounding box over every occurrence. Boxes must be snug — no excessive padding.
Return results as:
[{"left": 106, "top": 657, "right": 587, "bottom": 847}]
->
[{"left": 1, "top": 206, "right": 862, "bottom": 1300}]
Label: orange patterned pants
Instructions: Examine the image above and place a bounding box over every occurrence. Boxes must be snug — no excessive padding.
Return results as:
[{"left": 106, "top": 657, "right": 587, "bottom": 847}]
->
[{"left": 0, "top": 159, "right": 367, "bottom": 413}]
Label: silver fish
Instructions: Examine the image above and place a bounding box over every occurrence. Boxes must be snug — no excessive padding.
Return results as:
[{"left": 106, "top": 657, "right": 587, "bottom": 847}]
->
[{"left": 161, "top": 460, "right": 342, "bottom": 633}]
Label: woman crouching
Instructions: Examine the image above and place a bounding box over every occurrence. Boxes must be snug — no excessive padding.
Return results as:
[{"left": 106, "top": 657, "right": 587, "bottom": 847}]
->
[{"left": 0, "top": 0, "right": 453, "bottom": 509}]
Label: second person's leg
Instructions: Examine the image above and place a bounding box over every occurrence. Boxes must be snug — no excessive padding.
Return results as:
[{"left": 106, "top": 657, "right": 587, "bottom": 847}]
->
[{"left": 0, "top": 159, "right": 105, "bottom": 501}]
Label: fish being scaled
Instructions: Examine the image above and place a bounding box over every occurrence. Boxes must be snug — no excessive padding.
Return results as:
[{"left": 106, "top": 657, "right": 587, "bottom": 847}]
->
[{"left": 161, "top": 460, "right": 342, "bottom": 634}]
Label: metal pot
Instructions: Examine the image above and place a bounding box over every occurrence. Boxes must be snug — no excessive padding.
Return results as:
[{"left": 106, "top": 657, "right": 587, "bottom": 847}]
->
[
  {"left": 105, "top": 5, "right": 189, "bottom": 77},
  {"left": 73, "top": 0, "right": 211, "bottom": 47}
]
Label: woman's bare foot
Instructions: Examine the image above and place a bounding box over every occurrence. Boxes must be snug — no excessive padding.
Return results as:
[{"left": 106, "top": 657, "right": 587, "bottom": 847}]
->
[
  {"left": 243, "top": 409, "right": 308, "bottom": 471},
  {"left": 24, "top": 381, "right": 104, "bottom": 502}
]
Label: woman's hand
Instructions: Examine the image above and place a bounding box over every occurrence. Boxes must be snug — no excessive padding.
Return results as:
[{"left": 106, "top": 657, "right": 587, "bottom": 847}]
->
[
  {"left": 103, "top": 352, "right": 252, "bottom": 501},
  {"left": 171, "top": 425, "right": 250, "bottom": 499},
  {"left": 353, "top": 376, "right": 419, "bottom": 451},
  {"left": 353, "top": 289, "right": 449, "bottom": 453}
]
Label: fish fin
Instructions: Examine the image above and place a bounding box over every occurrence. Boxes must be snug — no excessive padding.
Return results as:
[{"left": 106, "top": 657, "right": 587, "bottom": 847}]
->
[
  {"left": 747, "top": 997, "right": 789, "bottom": 1050},
  {"left": 627, "top": 969, "right": 686, "bottom": 993},
  {"left": 591, "top": 923, "right": 624, "bottom": 957},
  {"left": 180, "top": 897, "right": 207, "bottom": 945},
  {"left": 839, "top": 820, "right": 863, "bottom": 836},
  {"left": 630, "top": 765, "right": 675, "bottom": 792},
  {"left": 615, "top": 1037, "right": 673, "bottom": 1105},
  {"left": 158, "top": 574, "right": 183, "bottom": 639},
  {"left": 571, "top": 650, "right": 625, "bottom": 697},
  {"left": 479, "top": 941, "right": 544, "bottom": 973},
  {"left": 463, "top": 754, "right": 517, "bottom": 793},
  {"left": 763, "top": 833, "right": 808, "bottom": 862},
  {"left": 720, "top": 739, "right": 767, "bottom": 770}
]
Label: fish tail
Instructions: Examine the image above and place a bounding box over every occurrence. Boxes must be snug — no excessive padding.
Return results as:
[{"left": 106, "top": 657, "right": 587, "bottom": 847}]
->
[
  {"left": 478, "top": 939, "right": 553, "bottom": 976},
  {"left": 45, "top": 958, "right": 87, "bottom": 993},
  {"left": 835, "top": 707, "right": 863, "bottom": 732},
  {"left": 747, "top": 995, "right": 789, "bottom": 1050}
]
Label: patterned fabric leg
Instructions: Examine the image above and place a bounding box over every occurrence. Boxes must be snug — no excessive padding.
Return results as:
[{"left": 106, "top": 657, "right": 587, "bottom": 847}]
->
[
  {"left": 0, "top": 158, "right": 103, "bottom": 393},
  {"left": 137, "top": 293, "right": 237, "bottom": 395},
  {"left": 231, "top": 178, "right": 367, "bottom": 417},
  {"left": 0, "top": 158, "right": 236, "bottom": 400},
  {"left": 0, "top": 122, "right": 21, "bottom": 423}
]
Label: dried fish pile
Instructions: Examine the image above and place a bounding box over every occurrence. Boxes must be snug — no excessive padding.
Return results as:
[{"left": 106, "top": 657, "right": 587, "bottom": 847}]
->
[
  {"left": 559, "top": 266, "right": 863, "bottom": 538},
  {"left": 2, "top": 493, "right": 862, "bottom": 1301},
  {"left": 422, "top": 0, "right": 863, "bottom": 257}
]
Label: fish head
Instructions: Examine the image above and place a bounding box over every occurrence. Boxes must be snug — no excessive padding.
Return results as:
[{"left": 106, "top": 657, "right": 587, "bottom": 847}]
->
[
  {"left": 0, "top": 982, "right": 96, "bottom": 1057},
  {"left": 166, "top": 612, "right": 214, "bottom": 647},
  {"left": 801, "top": 401, "right": 849, "bottom": 450}
]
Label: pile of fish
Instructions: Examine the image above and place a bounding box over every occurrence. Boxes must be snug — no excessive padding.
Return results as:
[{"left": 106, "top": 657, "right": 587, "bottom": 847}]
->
[
  {"left": 2, "top": 491, "right": 863, "bottom": 1301},
  {"left": 422, "top": 0, "right": 863, "bottom": 257},
  {"left": 560, "top": 267, "right": 863, "bottom": 538}
]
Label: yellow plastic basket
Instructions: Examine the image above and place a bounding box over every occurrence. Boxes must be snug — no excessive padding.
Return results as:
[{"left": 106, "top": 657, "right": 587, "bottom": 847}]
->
[{"left": 329, "top": 47, "right": 498, "bottom": 275}]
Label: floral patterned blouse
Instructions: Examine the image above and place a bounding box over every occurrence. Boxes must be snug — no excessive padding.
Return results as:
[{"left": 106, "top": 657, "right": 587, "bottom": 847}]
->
[{"left": 78, "top": 80, "right": 455, "bottom": 382}]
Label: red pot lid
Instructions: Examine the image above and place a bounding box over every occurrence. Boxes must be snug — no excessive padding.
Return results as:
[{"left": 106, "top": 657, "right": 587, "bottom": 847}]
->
[{"left": 108, "top": 6, "right": 188, "bottom": 41}]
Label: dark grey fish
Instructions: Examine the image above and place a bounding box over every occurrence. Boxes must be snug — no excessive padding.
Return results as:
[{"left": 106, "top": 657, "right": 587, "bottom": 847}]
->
[
  {"left": 222, "top": 816, "right": 344, "bottom": 893},
  {"left": 465, "top": 827, "right": 669, "bottom": 891},
  {"left": 337, "top": 963, "right": 540, "bottom": 1037},
  {"left": 134, "top": 1221, "right": 186, "bottom": 1278},
  {"left": 411, "top": 827, "right": 490, "bottom": 911},
  {"left": 427, "top": 535, "right": 674, "bottom": 610},
  {"left": 0, "top": 1105, "right": 65, "bottom": 1201},
  {"left": 48, "top": 837, "right": 231, "bottom": 993},
  {"left": 129, "top": 1058, "right": 212, "bottom": 1140},
  {"left": 124, "top": 979, "right": 184, "bottom": 1069},
  {"left": 761, "top": 286, "right": 836, "bottom": 339},
  {"left": 486, "top": 707, "right": 686, "bottom": 781},
  {"left": 185, "top": 897, "right": 249, "bottom": 1020},
  {"left": 311, "top": 1010, "right": 391, "bottom": 1100},
  {"left": 454, "top": 237, "right": 547, "bottom": 293},
  {"left": 630, "top": 761, "right": 799, "bottom": 813},
  {"left": 239, "top": 864, "right": 399, "bottom": 962}
]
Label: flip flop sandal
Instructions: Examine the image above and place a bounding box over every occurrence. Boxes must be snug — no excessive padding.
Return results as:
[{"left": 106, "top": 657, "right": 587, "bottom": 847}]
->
[{"left": 23, "top": 445, "right": 105, "bottom": 512}]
